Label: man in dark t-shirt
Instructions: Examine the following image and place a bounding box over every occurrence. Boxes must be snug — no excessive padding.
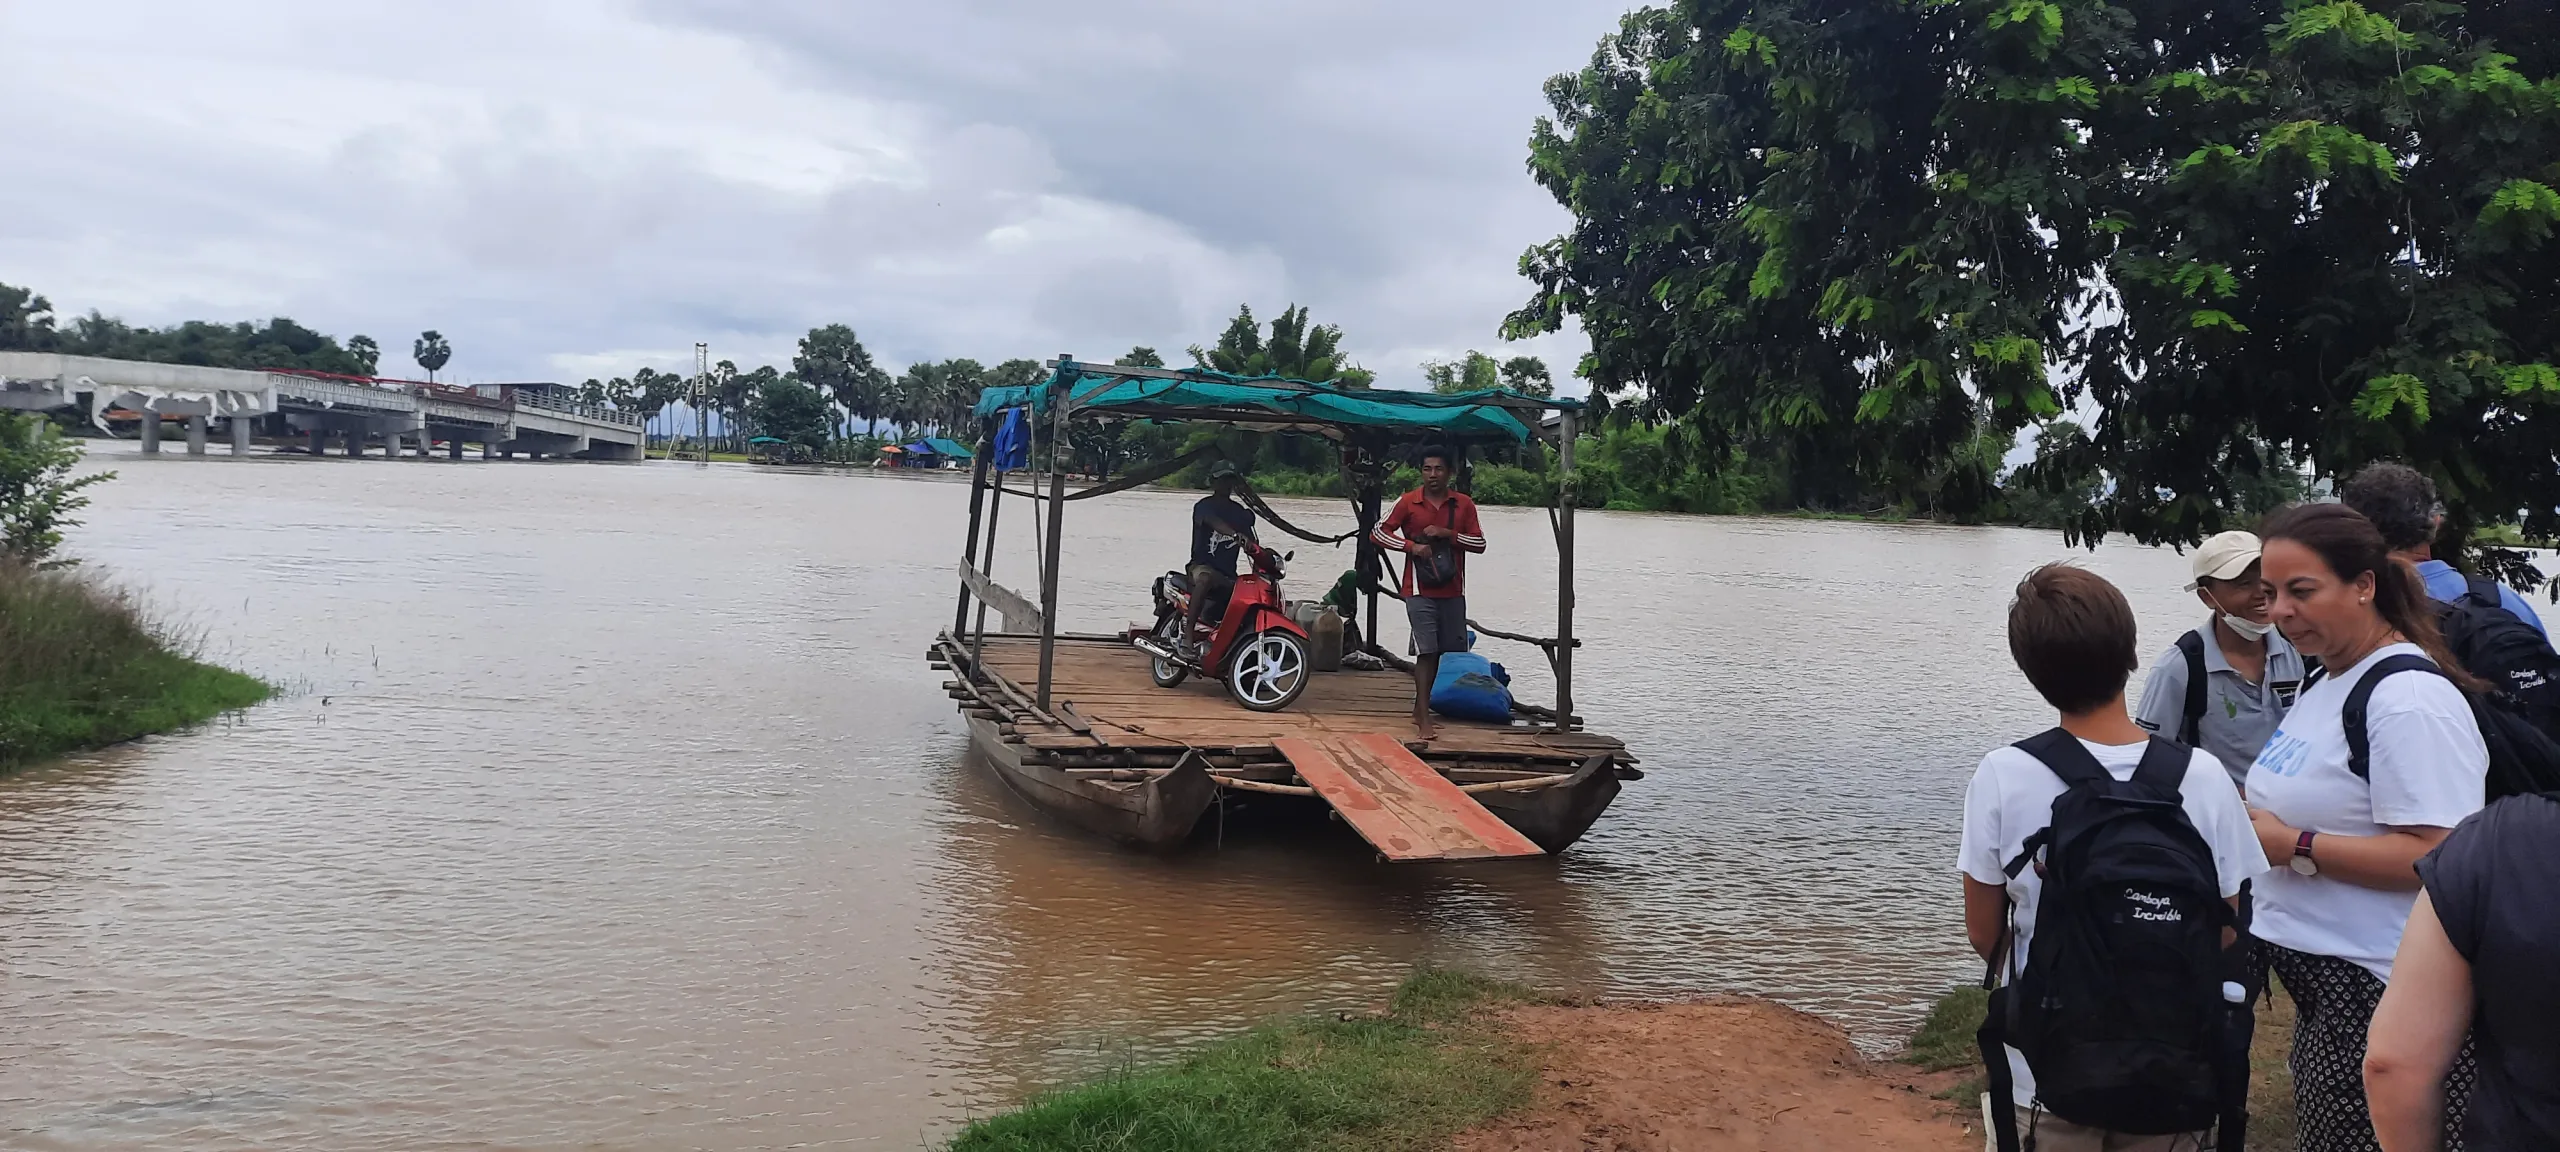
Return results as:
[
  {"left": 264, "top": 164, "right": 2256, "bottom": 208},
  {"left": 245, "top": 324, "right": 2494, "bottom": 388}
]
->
[
  {"left": 2367, "top": 795, "right": 2560, "bottom": 1150},
  {"left": 1182, "top": 462, "right": 1256, "bottom": 656}
]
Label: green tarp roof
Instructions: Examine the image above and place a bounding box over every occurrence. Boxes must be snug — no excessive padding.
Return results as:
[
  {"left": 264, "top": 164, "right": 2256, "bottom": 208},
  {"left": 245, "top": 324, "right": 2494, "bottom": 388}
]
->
[
  {"left": 973, "top": 364, "right": 1576, "bottom": 446},
  {"left": 922, "top": 436, "right": 973, "bottom": 457}
]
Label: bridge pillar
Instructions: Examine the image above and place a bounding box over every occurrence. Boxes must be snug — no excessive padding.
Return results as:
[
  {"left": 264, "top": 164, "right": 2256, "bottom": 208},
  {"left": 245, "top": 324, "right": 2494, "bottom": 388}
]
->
[
  {"left": 306, "top": 428, "right": 324, "bottom": 456},
  {"left": 230, "top": 416, "right": 252, "bottom": 455},
  {"left": 185, "top": 414, "right": 208, "bottom": 455},
  {"left": 343, "top": 427, "right": 365, "bottom": 457},
  {"left": 141, "top": 411, "right": 162, "bottom": 453},
  {"left": 481, "top": 439, "right": 495, "bottom": 461},
  {"left": 448, "top": 437, "right": 463, "bottom": 460}
]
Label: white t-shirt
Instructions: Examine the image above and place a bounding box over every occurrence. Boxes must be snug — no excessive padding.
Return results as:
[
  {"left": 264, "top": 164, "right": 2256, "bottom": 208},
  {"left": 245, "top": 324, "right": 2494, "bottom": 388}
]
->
[
  {"left": 1957, "top": 736, "right": 2265, "bottom": 1109},
  {"left": 2247, "top": 642, "right": 2487, "bottom": 979}
]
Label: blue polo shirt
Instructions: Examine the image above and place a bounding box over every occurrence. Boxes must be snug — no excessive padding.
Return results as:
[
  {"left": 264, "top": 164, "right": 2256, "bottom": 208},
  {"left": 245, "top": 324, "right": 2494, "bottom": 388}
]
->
[{"left": 2417, "top": 559, "right": 2550, "bottom": 639}]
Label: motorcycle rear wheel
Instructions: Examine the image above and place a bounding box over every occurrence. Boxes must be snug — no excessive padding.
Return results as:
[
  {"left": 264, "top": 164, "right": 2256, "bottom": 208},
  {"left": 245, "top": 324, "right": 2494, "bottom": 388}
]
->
[{"left": 1149, "top": 615, "right": 1190, "bottom": 688}]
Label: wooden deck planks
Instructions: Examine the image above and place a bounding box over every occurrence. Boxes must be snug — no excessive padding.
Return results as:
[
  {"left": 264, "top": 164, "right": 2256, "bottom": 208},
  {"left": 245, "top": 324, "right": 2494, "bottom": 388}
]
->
[
  {"left": 970, "top": 636, "right": 1629, "bottom": 765},
  {"left": 1274, "top": 735, "right": 1546, "bottom": 861}
]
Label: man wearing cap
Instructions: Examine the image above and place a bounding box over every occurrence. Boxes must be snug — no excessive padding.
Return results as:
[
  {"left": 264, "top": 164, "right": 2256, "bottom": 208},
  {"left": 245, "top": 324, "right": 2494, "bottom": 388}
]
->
[
  {"left": 1183, "top": 462, "right": 1258, "bottom": 657},
  {"left": 2133, "top": 530, "right": 2310, "bottom": 791}
]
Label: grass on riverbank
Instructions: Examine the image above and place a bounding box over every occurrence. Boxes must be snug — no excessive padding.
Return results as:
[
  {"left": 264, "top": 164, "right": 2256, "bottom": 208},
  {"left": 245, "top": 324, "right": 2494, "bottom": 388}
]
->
[
  {"left": 0, "top": 561, "right": 268, "bottom": 769},
  {"left": 1906, "top": 982, "right": 2301, "bottom": 1151},
  {"left": 947, "top": 969, "right": 1540, "bottom": 1152}
]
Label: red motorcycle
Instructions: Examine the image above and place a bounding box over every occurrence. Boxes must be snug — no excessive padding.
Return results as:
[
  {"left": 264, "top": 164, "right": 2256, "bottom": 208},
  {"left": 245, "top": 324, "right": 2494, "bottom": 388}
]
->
[{"left": 1132, "top": 539, "right": 1312, "bottom": 712}]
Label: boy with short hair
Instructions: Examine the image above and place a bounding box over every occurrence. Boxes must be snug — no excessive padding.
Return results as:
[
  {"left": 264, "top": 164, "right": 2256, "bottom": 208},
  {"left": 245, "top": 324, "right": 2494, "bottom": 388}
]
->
[{"left": 1960, "top": 563, "right": 2269, "bottom": 1151}]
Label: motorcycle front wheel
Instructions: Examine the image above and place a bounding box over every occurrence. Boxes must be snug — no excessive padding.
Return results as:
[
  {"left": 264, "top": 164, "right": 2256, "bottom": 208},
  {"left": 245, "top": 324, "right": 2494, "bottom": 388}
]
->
[
  {"left": 1149, "top": 615, "right": 1190, "bottom": 688},
  {"left": 1227, "top": 630, "right": 1309, "bottom": 712}
]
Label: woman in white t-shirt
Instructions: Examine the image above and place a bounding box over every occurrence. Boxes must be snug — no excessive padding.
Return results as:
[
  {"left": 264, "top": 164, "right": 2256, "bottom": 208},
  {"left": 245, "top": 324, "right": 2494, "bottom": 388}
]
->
[{"left": 2248, "top": 502, "right": 2489, "bottom": 1152}]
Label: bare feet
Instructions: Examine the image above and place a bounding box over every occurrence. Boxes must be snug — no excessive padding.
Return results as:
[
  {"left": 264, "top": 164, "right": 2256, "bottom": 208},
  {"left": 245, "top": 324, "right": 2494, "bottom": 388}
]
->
[{"left": 1414, "top": 715, "right": 1437, "bottom": 742}]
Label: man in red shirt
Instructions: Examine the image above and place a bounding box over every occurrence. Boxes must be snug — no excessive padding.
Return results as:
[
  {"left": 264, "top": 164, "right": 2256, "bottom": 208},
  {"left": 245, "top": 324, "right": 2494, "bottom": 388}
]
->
[{"left": 1369, "top": 446, "right": 1486, "bottom": 739}]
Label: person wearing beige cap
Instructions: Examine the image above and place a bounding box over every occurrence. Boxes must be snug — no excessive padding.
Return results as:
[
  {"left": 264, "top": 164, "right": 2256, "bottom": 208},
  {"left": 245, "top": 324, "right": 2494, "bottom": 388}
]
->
[{"left": 2134, "top": 529, "right": 2312, "bottom": 791}]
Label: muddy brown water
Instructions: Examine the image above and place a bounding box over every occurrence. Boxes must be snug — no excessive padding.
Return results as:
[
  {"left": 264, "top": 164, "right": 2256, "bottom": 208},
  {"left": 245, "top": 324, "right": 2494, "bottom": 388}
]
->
[{"left": 7, "top": 443, "right": 2232, "bottom": 1148}]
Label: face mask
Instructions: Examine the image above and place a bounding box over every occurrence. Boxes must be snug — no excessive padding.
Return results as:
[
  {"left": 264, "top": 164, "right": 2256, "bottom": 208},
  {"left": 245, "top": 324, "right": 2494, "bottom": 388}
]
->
[
  {"left": 2203, "top": 586, "right": 2273, "bottom": 639},
  {"left": 2220, "top": 614, "right": 2273, "bottom": 639}
]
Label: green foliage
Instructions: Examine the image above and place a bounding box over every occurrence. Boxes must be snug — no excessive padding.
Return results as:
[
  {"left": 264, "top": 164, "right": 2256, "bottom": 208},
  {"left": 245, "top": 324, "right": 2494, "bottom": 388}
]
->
[
  {"left": 0, "top": 561, "right": 268, "bottom": 769},
  {"left": 948, "top": 969, "right": 1536, "bottom": 1152},
  {"left": 1420, "top": 351, "right": 1551, "bottom": 397},
  {"left": 1500, "top": 356, "right": 1553, "bottom": 397},
  {"left": 794, "top": 323, "right": 890, "bottom": 436},
  {"left": 0, "top": 283, "right": 54, "bottom": 350},
  {"left": 1422, "top": 351, "right": 1501, "bottom": 394},
  {"left": 346, "top": 334, "right": 380, "bottom": 375},
  {"left": 1190, "top": 305, "right": 1376, "bottom": 388},
  {"left": 1117, "top": 346, "right": 1167, "bottom": 368},
  {"left": 895, "top": 358, "right": 986, "bottom": 437},
  {"left": 411, "top": 330, "right": 452, "bottom": 380},
  {"left": 1517, "top": 0, "right": 2560, "bottom": 553},
  {"left": 752, "top": 378, "right": 835, "bottom": 450},
  {"left": 0, "top": 412, "right": 112, "bottom": 568}
]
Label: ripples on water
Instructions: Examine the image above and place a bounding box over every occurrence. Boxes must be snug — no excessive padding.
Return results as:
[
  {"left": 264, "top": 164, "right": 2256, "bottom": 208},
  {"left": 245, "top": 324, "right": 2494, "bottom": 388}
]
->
[{"left": 4, "top": 444, "right": 2229, "bottom": 1148}]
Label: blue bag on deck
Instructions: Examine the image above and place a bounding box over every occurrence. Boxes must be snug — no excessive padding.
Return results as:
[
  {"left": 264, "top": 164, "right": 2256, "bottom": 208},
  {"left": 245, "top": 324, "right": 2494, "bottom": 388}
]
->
[{"left": 1429, "top": 650, "right": 1513, "bottom": 723}]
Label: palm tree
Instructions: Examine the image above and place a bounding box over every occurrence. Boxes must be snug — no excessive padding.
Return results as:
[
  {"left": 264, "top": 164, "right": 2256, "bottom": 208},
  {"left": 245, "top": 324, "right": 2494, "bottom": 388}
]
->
[
  {"left": 890, "top": 362, "right": 941, "bottom": 438},
  {"left": 413, "top": 330, "right": 452, "bottom": 382}
]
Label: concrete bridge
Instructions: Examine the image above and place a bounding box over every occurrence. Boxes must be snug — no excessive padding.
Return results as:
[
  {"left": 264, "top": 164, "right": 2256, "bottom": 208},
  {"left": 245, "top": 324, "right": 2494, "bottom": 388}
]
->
[{"left": 0, "top": 352, "right": 647, "bottom": 460}]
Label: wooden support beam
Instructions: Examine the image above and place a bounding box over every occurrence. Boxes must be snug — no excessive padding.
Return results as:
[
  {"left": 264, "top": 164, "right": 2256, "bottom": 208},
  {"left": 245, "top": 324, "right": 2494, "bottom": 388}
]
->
[
  {"left": 1554, "top": 408, "right": 1578, "bottom": 727},
  {"left": 959, "top": 560, "right": 1045, "bottom": 634}
]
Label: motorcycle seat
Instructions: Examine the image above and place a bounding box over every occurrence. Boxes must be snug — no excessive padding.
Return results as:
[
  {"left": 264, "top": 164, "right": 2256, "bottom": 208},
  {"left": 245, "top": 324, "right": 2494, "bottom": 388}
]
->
[{"left": 1165, "top": 571, "right": 1191, "bottom": 593}]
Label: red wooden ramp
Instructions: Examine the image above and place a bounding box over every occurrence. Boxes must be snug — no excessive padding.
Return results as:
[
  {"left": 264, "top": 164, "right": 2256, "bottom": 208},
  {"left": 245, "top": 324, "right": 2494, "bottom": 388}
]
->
[{"left": 1273, "top": 733, "right": 1546, "bottom": 862}]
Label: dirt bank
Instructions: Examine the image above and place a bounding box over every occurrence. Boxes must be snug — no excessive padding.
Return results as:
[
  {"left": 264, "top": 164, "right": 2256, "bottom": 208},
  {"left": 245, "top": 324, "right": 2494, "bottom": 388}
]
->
[{"left": 1456, "top": 997, "right": 1976, "bottom": 1152}]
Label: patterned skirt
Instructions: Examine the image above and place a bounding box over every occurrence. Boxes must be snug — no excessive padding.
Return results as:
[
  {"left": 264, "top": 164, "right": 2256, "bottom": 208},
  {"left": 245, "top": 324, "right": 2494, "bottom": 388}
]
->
[{"left": 2264, "top": 942, "right": 2477, "bottom": 1152}]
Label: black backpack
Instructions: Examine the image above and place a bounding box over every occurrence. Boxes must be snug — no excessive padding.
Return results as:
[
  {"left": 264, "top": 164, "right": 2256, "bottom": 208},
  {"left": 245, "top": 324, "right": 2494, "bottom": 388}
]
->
[
  {"left": 1978, "top": 731, "right": 2251, "bottom": 1152},
  {"left": 2437, "top": 576, "right": 2560, "bottom": 741},
  {"left": 2317, "top": 651, "right": 2560, "bottom": 801}
]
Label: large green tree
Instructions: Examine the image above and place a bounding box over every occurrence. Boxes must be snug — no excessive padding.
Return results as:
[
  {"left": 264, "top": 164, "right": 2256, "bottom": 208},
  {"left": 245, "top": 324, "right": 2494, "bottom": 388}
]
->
[
  {"left": 752, "top": 378, "right": 835, "bottom": 451},
  {"left": 1512, "top": 0, "right": 2560, "bottom": 550},
  {"left": 795, "top": 324, "right": 890, "bottom": 439}
]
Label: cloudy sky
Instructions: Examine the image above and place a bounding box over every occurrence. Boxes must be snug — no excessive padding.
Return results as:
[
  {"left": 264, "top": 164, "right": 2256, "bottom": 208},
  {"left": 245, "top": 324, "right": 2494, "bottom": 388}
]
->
[{"left": 2, "top": 1, "right": 1633, "bottom": 392}]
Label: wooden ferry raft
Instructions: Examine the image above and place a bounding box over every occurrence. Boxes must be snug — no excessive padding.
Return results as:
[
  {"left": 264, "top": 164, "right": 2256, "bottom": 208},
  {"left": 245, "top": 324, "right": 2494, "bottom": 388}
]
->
[{"left": 931, "top": 632, "right": 1638, "bottom": 858}]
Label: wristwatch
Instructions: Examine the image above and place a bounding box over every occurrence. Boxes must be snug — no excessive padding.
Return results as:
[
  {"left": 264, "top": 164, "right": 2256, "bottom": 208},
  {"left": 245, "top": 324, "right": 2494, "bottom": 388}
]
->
[{"left": 2290, "top": 831, "right": 2319, "bottom": 877}]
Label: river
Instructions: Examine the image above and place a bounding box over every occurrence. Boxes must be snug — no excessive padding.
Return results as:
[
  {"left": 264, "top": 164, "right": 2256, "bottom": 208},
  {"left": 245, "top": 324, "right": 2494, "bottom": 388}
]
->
[{"left": 5, "top": 443, "right": 2225, "bottom": 1148}]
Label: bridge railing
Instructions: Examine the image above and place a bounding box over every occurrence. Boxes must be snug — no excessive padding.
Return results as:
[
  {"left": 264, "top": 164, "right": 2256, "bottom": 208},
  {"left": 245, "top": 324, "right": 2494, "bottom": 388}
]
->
[{"left": 514, "top": 390, "right": 643, "bottom": 427}]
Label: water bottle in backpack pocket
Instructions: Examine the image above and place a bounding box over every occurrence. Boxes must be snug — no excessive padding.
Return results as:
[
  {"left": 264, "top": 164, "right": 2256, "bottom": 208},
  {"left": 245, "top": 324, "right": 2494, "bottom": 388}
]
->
[{"left": 1978, "top": 731, "right": 2252, "bottom": 1152}]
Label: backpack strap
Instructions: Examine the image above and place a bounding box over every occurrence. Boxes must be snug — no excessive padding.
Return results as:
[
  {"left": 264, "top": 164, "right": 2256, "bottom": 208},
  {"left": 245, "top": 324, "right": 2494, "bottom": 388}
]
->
[
  {"left": 2175, "top": 630, "right": 2208, "bottom": 747},
  {"left": 2014, "top": 726, "right": 2111, "bottom": 788},
  {"left": 1982, "top": 998, "right": 2023, "bottom": 1152},
  {"left": 2004, "top": 728, "right": 2110, "bottom": 880},
  {"left": 2464, "top": 574, "right": 2504, "bottom": 606},
  {"left": 2341, "top": 653, "right": 2445, "bottom": 780},
  {"left": 2131, "top": 735, "right": 2191, "bottom": 794}
]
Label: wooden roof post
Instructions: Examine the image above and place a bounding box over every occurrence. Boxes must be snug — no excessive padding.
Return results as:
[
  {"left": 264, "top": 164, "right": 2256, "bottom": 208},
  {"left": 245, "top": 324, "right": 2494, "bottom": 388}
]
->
[
  {"left": 968, "top": 415, "right": 1006, "bottom": 675},
  {"left": 954, "top": 413, "right": 996, "bottom": 642},
  {"left": 1554, "top": 408, "right": 1578, "bottom": 727},
  {"left": 1036, "top": 357, "right": 1074, "bottom": 709}
]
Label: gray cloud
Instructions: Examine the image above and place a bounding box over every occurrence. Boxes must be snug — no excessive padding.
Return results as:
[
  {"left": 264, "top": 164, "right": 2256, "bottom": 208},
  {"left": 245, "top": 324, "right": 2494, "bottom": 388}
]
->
[{"left": 0, "top": 0, "right": 1624, "bottom": 389}]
